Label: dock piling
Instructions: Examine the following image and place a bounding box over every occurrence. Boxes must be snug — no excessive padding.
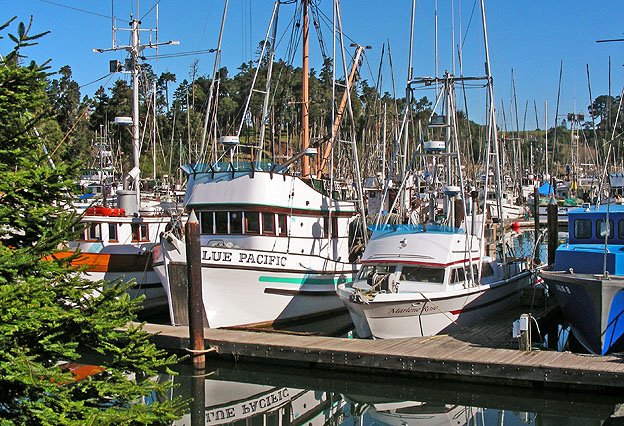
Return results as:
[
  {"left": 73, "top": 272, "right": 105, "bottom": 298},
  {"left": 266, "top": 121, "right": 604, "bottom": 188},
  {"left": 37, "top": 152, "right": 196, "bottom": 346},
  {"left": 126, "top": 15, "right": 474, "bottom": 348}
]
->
[
  {"left": 186, "top": 209, "right": 207, "bottom": 369},
  {"left": 547, "top": 196, "right": 558, "bottom": 266},
  {"left": 533, "top": 186, "right": 540, "bottom": 263}
]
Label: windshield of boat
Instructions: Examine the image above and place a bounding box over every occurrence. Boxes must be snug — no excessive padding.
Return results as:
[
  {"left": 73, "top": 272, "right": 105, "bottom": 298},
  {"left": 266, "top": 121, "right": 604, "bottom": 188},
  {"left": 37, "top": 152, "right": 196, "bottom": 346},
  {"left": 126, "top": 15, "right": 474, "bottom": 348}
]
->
[
  {"left": 399, "top": 265, "right": 446, "bottom": 283},
  {"left": 357, "top": 265, "right": 395, "bottom": 280}
]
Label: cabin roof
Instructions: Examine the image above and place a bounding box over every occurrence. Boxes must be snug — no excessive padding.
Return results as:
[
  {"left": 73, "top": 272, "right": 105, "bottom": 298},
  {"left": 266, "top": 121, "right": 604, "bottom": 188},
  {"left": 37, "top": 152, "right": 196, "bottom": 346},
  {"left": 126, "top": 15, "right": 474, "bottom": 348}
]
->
[{"left": 568, "top": 204, "right": 624, "bottom": 217}]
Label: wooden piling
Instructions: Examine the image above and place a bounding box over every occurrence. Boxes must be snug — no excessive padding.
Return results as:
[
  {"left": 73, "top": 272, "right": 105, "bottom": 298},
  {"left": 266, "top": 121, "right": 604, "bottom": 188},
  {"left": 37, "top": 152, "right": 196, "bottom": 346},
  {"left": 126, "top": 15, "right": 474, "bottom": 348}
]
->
[
  {"left": 533, "top": 186, "right": 540, "bottom": 263},
  {"left": 454, "top": 196, "right": 464, "bottom": 228},
  {"left": 190, "top": 369, "right": 206, "bottom": 426},
  {"left": 186, "top": 209, "right": 206, "bottom": 369},
  {"left": 519, "top": 313, "right": 532, "bottom": 351},
  {"left": 547, "top": 196, "right": 558, "bottom": 266}
]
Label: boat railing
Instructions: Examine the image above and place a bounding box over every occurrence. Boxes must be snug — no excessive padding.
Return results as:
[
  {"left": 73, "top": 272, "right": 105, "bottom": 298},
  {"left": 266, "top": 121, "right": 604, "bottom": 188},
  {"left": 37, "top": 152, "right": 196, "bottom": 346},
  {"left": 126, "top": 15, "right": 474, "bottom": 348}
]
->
[
  {"left": 182, "top": 161, "right": 287, "bottom": 176},
  {"left": 369, "top": 223, "right": 464, "bottom": 236}
]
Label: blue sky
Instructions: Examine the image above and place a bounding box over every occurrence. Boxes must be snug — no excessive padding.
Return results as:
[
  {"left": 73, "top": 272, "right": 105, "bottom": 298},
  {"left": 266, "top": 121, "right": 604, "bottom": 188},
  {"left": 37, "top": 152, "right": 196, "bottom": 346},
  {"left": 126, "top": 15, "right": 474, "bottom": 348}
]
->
[{"left": 4, "top": 1, "right": 624, "bottom": 130}]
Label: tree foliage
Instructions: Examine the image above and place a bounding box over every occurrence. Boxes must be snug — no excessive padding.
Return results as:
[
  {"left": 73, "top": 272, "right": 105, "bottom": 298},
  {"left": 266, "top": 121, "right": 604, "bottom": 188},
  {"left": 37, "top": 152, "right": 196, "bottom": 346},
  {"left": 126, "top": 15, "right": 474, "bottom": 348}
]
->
[{"left": 0, "top": 17, "right": 186, "bottom": 425}]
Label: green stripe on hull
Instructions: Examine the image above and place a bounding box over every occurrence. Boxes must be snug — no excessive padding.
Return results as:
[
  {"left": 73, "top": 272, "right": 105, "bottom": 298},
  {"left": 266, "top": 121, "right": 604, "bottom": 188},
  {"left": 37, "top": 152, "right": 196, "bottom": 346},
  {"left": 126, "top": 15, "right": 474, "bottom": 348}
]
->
[{"left": 258, "top": 276, "right": 353, "bottom": 285}]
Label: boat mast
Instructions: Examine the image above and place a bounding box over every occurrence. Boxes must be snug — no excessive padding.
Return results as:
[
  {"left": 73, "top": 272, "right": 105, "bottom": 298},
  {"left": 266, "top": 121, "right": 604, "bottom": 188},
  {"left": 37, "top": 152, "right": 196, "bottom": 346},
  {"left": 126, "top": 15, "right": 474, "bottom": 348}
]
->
[
  {"left": 401, "top": 0, "right": 416, "bottom": 217},
  {"left": 199, "top": 0, "right": 229, "bottom": 164},
  {"left": 94, "top": 5, "right": 178, "bottom": 208},
  {"left": 301, "top": 0, "right": 310, "bottom": 177},
  {"left": 479, "top": 0, "right": 504, "bottom": 242},
  {"left": 131, "top": 18, "right": 141, "bottom": 206}
]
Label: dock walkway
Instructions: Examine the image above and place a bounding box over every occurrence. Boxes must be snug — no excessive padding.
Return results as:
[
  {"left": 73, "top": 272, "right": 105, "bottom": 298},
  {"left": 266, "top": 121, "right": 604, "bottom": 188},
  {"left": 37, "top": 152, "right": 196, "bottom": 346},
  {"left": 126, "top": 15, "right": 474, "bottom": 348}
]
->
[{"left": 141, "top": 303, "right": 624, "bottom": 392}]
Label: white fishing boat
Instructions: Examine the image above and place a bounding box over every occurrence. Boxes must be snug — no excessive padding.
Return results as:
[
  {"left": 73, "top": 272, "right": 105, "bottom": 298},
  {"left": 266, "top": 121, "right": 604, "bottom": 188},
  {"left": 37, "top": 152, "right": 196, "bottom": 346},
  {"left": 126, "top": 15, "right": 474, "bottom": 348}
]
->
[
  {"left": 55, "top": 13, "right": 181, "bottom": 312},
  {"left": 154, "top": 163, "right": 360, "bottom": 328},
  {"left": 337, "top": 2, "right": 531, "bottom": 339},
  {"left": 337, "top": 221, "right": 531, "bottom": 338},
  {"left": 153, "top": 0, "right": 367, "bottom": 329}
]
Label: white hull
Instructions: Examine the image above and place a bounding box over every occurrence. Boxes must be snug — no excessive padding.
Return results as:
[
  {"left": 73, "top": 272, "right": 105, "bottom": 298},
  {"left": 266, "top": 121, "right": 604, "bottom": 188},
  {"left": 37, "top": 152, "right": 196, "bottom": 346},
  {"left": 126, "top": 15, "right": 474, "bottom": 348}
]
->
[
  {"left": 62, "top": 212, "right": 174, "bottom": 312},
  {"left": 154, "top": 229, "right": 357, "bottom": 329},
  {"left": 336, "top": 225, "right": 531, "bottom": 339},
  {"left": 486, "top": 200, "right": 524, "bottom": 222},
  {"left": 154, "top": 167, "right": 360, "bottom": 329},
  {"left": 339, "top": 271, "right": 531, "bottom": 339},
  {"left": 81, "top": 269, "right": 167, "bottom": 311}
]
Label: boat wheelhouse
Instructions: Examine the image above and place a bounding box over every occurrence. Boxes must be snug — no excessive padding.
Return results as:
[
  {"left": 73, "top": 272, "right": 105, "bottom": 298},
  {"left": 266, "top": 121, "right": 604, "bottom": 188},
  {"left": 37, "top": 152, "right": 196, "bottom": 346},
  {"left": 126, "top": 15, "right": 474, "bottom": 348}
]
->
[
  {"left": 337, "top": 223, "right": 531, "bottom": 338},
  {"left": 153, "top": 161, "right": 360, "bottom": 329},
  {"left": 540, "top": 204, "right": 624, "bottom": 355}
]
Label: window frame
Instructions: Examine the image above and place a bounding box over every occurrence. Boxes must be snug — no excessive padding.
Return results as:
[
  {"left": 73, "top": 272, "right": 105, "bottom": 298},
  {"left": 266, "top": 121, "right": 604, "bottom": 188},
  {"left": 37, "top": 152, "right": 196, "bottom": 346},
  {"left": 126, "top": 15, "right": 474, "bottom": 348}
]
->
[
  {"left": 597, "top": 219, "right": 614, "bottom": 240},
  {"left": 200, "top": 211, "right": 214, "bottom": 235},
  {"left": 84, "top": 223, "right": 101, "bottom": 241},
  {"left": 131, "top": 223, "right": 149, "bottom": 242},
  {"left": 244, "top": 211, "right": 260, "bottom": 234},
  {"left": 108, "top": 223, "right": 118, "bottom": 242},
  {"left": 277, "top": 214, "right": 288, "bottom": 237},
  {"left": 574, "top": 219, "right": 592, "bottom": 239},
  {"left": 214, "top": 211, "right": 229, "bottom": 234},
  {"left": 230, "top": 211, "right": 243, "bottom": 234},
  {"left": 262, "top": 212, "right": 275, "bottom": 235}
]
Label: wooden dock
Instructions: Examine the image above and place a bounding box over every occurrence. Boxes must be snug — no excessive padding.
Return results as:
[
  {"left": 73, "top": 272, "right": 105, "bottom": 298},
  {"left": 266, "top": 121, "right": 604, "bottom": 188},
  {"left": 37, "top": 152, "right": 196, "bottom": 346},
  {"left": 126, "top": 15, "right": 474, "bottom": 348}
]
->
[{"left": 141, "top": 300, "right": 624, "bottom": 393}]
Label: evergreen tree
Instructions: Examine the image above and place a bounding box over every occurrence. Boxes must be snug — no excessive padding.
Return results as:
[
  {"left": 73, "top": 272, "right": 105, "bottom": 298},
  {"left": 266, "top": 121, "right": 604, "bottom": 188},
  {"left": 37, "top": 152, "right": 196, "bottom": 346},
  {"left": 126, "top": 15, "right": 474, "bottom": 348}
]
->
[{"left": 0, "top": 17, "right": 186, "bottom": 425}]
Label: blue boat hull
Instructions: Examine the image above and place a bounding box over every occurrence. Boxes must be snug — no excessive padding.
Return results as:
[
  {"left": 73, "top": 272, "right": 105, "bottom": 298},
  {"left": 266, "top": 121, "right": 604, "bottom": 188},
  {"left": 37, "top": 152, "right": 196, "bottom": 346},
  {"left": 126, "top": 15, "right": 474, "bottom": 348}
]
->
[{"left": 541, "top": 271, "right": 624, "bottom": 355}]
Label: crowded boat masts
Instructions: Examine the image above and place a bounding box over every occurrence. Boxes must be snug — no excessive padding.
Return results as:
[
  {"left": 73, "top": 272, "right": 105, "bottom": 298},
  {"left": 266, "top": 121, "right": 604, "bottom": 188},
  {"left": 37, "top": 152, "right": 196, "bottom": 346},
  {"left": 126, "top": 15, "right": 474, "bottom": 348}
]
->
[{"left": 62, "top": 0, "right": 624, "bottom": 351}]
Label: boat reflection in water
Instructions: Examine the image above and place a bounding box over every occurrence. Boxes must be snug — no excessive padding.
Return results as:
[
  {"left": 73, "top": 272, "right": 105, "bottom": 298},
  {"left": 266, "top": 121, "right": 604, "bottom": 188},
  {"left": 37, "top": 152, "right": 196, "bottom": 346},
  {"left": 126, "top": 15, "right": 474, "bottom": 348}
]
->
[
  {"left": 156, "top": 367, "right": 345, "bottom": 425},
  {"left": 348, "top": 398, "right": 480, "bottom": 426},
  {"left": 151, "top": 360, "right": 623, "bottom": 425}
]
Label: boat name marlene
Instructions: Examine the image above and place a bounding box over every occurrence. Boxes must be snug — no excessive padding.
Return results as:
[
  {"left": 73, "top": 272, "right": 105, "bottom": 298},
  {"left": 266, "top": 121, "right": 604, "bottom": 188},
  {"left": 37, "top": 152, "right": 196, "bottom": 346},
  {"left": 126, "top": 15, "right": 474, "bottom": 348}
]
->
[
  {"left": 201, "top": 249, "right": 288, "bottom": 267},
  {"left": 386, "top": 303, "right": 442, "bottom": 316}
]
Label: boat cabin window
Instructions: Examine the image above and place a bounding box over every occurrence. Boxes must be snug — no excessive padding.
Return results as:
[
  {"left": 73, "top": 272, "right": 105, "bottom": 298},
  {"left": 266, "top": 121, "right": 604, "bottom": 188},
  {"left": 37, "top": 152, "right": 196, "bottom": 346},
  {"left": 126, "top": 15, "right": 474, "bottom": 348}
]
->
[
  {"left": 108, "top": 223, "right": 118, "bottom": 241},
  {"left": 597, "top": 219, "right": 614, "bottom": 240},
  {"left": 358, "top": 265, "right": 395, "bottom": 280},
  {"left": 278, "top": 214, "right": 288, "bottom": 237},
  {"left": 574, "top": 219, "right": 592, "bottom": 239},
  {"left": 131, "top": 223, "right": 149, "bottom": 242},
  {"left": 619, "top": 220, "right": 624, "bottom": 239},
  {"left": 215, "top": 212, "right": 228, "bottom": 234},
  {"left": 450, "top": 267, "right": 466, "bottom": 283},
  {"left": 245, "top": 211, "right": 260, "bottom": 234},
  {"left": 400, "top": 265, "right": 445, "bottom": 283},
  {"left": 262, "top": 212, "right": 275, "bottom": 235},
  {"left": 200, "top": 212, "right": 214, "bottom": 234},
  {"left": 85, "top": 223, "right": 101, "bottom": 241},
  {"left": 481, "top": 262, "right": 494, "bottom": 277},
  {"left": 230, "top": 211, "right": 243, "bottom": 234},
  {"left": 200, "top": 211, "right": 287, "bottom": 236}
]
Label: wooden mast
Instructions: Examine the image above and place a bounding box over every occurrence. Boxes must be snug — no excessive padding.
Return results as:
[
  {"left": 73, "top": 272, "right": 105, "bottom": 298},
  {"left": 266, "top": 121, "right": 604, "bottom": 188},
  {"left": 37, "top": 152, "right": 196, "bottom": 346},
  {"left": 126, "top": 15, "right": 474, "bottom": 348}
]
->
[{"left": 301, "top": 0, "right": 310, "bottom": 177}]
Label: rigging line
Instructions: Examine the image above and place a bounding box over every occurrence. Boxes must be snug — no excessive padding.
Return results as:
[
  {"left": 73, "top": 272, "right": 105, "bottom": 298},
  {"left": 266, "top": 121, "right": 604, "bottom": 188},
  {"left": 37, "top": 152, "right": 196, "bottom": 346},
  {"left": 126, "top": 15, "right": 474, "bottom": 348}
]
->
[
  {"left": 313, "top": 5, "right": 359, "bottom": 47},
  {"left": 144, "top": 49, "right": 216, "bottom": 59},
  {"left": 140, "top": 0, "right": 163, "bottom": 21},
  {"left": 460, "top": 0, "right": 478, "bottom": 49},
  {"left": 274, "top": 9, "right": 297, "bottom": 52},
  {"left": 79, "top": 72, "right": 115, "bottom": 89},
  {"left": 309, "top": 0, "right": 328, "bottom": 61},
  {"left": 40, "top": 0, "right": 111, "bottom": 19}
]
